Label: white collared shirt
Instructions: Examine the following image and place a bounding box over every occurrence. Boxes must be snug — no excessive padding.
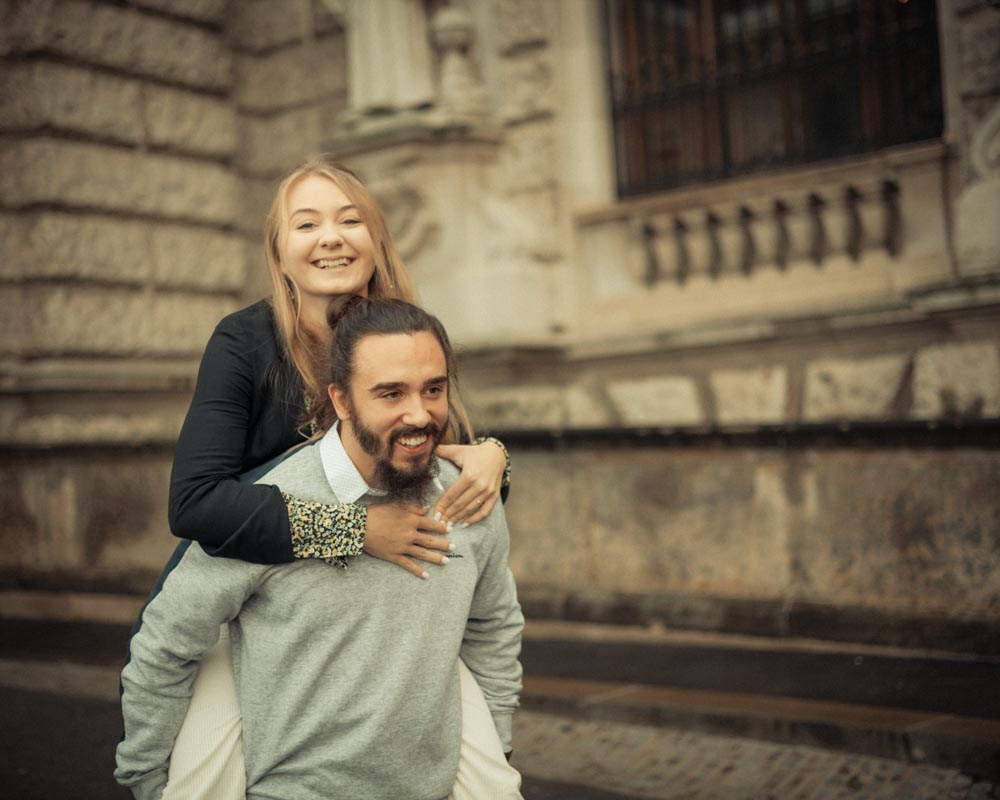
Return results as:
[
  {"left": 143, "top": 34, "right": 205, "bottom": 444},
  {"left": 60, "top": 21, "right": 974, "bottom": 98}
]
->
[
  {"left": 318, "top": 422, "right": 384, "bottom": 503},
  {"left": 318, "top": 422, "right": 445, "bottom": 501}
]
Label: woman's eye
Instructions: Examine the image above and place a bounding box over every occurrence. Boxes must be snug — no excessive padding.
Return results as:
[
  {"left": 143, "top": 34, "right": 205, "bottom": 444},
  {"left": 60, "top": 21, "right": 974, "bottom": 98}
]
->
[
  {"left": 341, "top": 217, "right": 362, "bottom": 226},
  {"left": 295, "top": 221, "right": 316, "bottom": 231}
]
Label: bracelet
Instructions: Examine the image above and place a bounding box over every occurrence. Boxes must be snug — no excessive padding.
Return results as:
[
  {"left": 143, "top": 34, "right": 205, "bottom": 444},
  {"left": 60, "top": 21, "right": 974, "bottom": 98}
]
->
[{"left": 475, "top": 436, "right": 511, "bottom": 490}]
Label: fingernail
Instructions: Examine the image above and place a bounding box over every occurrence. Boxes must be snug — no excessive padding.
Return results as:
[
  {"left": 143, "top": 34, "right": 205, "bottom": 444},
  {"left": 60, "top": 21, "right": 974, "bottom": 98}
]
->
[
  {"left": 448, "top": 542, "right": 457, "bottom": 552},
  {"left": 421, "top": 570, "right": 430, "bottom": 580},
  {"left": 433, "top": 511, "right": 442, "bottom": 521},
  {"left": 446, "top": 521, "right": 454, "bottom": 533},
  {"left": 461, "top": 522, "right": 470, "bottom": 529},
  {"left": 441, "top": 556, "right": 450, "bottom": 565}
]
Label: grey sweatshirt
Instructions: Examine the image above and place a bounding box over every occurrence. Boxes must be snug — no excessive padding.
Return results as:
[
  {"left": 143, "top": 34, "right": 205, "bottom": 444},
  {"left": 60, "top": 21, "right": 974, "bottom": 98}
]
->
[{"left": 115, "top": 439, "right": 523, "bottom": 800}]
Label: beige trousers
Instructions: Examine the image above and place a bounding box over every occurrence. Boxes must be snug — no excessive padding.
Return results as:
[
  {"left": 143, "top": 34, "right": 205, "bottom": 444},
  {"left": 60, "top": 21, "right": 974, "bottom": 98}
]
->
[{"left": 162, "top": 626, "right": 523, "bottom": 799}]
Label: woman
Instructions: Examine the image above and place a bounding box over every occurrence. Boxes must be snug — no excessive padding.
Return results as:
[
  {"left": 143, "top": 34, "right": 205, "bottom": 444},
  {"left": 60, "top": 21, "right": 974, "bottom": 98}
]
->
[{"left": 145, "top": 157, "right": 519, "bottom": 798}]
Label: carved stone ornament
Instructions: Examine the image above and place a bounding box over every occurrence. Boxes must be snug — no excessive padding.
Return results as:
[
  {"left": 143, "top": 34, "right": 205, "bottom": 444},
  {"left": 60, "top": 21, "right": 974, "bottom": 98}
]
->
[
  {"left": 368, "top": 174, "right": 439, "bottom": 263},
  {"left": 970, "top": 99, "right": 1000, "bottom": 179}
]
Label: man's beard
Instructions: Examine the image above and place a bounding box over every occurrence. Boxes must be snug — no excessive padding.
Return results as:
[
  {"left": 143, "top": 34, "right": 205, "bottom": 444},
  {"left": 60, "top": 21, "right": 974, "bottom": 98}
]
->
[{"left": 351, "top": 412, "right": 444, "bottom": 502}]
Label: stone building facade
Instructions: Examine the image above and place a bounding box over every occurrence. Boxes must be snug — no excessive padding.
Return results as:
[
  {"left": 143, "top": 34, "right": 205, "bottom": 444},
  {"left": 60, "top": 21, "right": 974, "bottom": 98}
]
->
[{"left": 1, "top": 0, "right": 998, "bottom": 652}]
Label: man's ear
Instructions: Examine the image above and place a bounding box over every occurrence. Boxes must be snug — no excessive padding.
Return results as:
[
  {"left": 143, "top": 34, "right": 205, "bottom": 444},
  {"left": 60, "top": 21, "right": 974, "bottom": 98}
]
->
[{"left": 328, "top": 384, "right": 351, "bottom": 421}]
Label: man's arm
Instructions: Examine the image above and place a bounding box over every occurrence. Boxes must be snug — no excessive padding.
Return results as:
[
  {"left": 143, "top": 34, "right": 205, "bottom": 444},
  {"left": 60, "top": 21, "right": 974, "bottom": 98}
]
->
[
  {"left": 460, "top": 508, "right": 524, "bottom": 753},
  {"left": 115, "top": 545, "right": 261, "bottom": 800}
]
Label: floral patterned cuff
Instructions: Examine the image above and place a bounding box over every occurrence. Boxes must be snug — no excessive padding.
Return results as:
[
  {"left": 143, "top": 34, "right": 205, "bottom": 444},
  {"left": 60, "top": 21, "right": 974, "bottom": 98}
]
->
[
  {"left": 475, "top": 436, "right": 511, "bottom": 491},
  {"left": 283, "top": 493, "right": 366, "bottom": 568}
]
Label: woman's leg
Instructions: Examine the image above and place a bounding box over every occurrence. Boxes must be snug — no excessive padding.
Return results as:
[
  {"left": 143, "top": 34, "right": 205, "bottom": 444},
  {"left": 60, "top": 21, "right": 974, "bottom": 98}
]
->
[
  {"left": 161, "top": 625, "right": 246, "bottom": 800},
  {"left": 449, "top": 660, "right": 524, "bottom": 800}
]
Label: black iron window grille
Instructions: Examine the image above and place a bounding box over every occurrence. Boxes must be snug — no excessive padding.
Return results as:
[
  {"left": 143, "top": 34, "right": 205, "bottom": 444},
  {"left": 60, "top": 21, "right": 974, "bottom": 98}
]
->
[{"left": 605, "top": 0, "right": 944, "bottom": 197}]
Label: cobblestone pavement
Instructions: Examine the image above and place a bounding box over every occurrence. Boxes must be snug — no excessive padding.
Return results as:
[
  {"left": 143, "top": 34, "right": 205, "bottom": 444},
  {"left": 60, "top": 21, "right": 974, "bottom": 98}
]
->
[{"left": 512, "top": 711, "right": 1000, "bottom": 800}]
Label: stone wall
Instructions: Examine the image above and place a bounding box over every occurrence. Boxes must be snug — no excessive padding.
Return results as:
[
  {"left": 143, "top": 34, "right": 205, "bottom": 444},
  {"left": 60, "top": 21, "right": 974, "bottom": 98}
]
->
[
  {"left": 2, "top": 0, "right": 998, "bottom": 655},
  {"left": 0, "top": 0, "right": 241, "bottom": 585},
  {"left": 0, "top": 0, "right": 347, "bottom": 587}
]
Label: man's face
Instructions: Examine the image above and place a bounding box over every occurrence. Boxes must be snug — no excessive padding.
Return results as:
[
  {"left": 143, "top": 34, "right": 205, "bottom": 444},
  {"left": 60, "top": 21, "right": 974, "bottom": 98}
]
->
[{"left": 330, "top": 331, "right": 450, "bottom": 497}]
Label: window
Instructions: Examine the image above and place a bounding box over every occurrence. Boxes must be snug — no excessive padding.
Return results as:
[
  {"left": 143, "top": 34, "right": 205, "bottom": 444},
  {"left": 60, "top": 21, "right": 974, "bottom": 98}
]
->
[{"left": 605, "top": 0, "right": 944, "bottom": 197}]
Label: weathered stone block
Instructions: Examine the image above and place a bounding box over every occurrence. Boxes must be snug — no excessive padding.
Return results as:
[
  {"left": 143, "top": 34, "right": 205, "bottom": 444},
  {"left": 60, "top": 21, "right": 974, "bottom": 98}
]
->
[
  {"left": 1, "top": 0, "right": 231, "bottom": 90},
  {"left": 238, "top": 107, "right": 322, "bottom": 176},
  {"left": 0, "top": 139, "right": 238, "bottom": 224},
  {"left": 467, "top": 386, "right": 565, "bottom": 430},
  {"left": 710, "top": 366, "right": 787, "bottom": 425},
  {"left": 0, "top": 451, "right": 176, "bottom": 574},
  {"left": 234, "top": 35, "right": 346, "bottom": 113},
  {"left": 494, "top": 0, "right": 553, "bottom": 54},
  {"left": 239, "top": 175, "right": 281, "bottom": 238},
  {"left": 228, "top": 0, "right": 341, "bottom": 53},
  {"left": 142, "top": 85, "right": 237, "bottom": 158},
  {"left": 503, "top": 452, "right": 590, "bottom": 588},
  {"left": 789, "top": 451, "right": 1000, "bottom": 614},
  {"left": 912, "top": 341, "right": 1000, "bottom": 419},
  {"left": 0, "top": 411, "right": 185, "bottom": 448},
  {"left": 606, "top": 376, "right": 704, "bottom": 426},
  {"left": 497, "top": 122, "right": 557, "bottom": 193},
  {"left": 500, "top": 50, "right": 556, "bottom": 124},
  {"left": 565, "top": 384, "right": 613, "bottom": 428},
  {"left": 0, "top": 212, "right": 245, "bottom": 292},
  {"left": 0, "top": 286, "right": 236, "bottom": 357},
  {"left": 0, "top": 61, "right": 143, "bottom": 142},
  {"left": 959, "top": 12, "right": 1000, "bottom": 96},
  {"left": 956, "top": 176, "right": 1000, "bottom": 276},
  {"left": 130, "top": 0, "right": 227, "bottom": 23},
  {"left": 803, "top": 355, "right": 908, "bottom": 421},
  {"left": 507, "top": 449, "right": 791, "bottom": 597},
  {"left": 0, "top": 62, "right": 235, "bottom": 159}
]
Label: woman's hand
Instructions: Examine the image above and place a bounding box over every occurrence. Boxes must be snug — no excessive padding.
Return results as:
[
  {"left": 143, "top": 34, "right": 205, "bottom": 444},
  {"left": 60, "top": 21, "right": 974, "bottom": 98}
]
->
[
  {"left": 434, "top": 441, "right": 506, "bottom": 526},
  {"left": 363, "top": 503, "right": 453, "bottom": 579}
]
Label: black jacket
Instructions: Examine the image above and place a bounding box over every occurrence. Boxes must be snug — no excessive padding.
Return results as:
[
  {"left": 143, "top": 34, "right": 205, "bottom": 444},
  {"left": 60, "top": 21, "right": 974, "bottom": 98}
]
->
[{"left": 168, "top": 300, "right": 303, "bottom": 563}]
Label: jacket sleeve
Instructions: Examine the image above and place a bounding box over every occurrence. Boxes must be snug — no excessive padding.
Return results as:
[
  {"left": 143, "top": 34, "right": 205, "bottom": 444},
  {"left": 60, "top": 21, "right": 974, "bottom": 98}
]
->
[
  {"left": 460, "top": 508, "right": 524, "bottom": 752},
  {"left": 114, "top": 546, "right": 260, "bottom": 798},
  {"left": 168, "top": 314, "right": 297, "bottom": 563}
]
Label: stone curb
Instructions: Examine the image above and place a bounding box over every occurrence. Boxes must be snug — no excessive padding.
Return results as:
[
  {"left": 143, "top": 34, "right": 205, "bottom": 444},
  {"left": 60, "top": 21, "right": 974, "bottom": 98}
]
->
[{"left": 521, "top": 676, "right": 1000, "bottom": 782}]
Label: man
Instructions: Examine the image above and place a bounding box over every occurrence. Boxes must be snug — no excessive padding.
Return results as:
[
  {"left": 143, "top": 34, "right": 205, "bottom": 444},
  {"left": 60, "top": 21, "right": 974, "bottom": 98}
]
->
[{"left": 116, "top": 298, "right": 524, "bottom": 800}]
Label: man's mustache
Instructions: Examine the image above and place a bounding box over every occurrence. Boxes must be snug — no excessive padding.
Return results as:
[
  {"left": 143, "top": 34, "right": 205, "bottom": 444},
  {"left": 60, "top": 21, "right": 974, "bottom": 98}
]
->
[{"left": 389, "top": 424, "right": 443, "bottom": 446}]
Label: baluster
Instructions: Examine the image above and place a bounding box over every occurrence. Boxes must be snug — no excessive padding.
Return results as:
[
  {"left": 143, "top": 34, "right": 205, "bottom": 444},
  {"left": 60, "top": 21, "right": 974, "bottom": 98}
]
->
[
  {"left": 706, "top": 211, "right": 723, "bottom": 280},
  {"left": 674, "top": 216, "right": 690, "bottom": 285},
  {"left": 845, "top": 186, "right": 863, "bottom": 263},
  {"left": 739, "top": 206, "right": 756, "bottom": 276},
  {"left": 774, "top": 198, "right": 790, "bottom": 271},
  {"left": 808, "top": 192, "right": 827, "bottom": 266},
  {"left": 882, "top": 180, "right": 901, "bottom": 258},
  {"left": 642, "top": 219, "right": 661, "bottom": 287}
]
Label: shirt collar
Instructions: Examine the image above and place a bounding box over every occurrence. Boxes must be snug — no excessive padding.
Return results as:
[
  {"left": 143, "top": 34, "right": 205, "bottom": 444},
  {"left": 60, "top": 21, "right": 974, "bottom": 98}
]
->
[
  {"left": 319, "top": 422, "right": 447, "bottom": 503},
  {"left": 319, "top": 423, "right": 385, "bottom": 503}
]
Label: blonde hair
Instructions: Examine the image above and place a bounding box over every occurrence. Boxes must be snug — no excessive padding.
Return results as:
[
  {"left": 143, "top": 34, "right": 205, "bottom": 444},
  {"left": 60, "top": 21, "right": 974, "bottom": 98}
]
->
[{"left": 264, "top": 156, "right": 472, "bottom": 441}]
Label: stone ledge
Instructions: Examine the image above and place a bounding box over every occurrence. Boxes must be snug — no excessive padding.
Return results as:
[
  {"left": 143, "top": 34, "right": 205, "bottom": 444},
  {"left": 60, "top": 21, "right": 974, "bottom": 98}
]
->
[{"left": 517, "top": 584, "right": 1000, "bottom": 655}]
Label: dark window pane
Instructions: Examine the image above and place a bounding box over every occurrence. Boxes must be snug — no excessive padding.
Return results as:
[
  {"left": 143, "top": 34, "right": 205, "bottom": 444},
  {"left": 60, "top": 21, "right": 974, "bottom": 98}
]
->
[{"left": 605, "top": 0, "right": 944, "bottom": 197}]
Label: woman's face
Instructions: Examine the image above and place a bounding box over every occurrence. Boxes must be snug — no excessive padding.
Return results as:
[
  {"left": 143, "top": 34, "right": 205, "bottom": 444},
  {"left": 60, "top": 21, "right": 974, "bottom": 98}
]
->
[{"left": 281, "top": 175, "right": 377, "bottom": 312}]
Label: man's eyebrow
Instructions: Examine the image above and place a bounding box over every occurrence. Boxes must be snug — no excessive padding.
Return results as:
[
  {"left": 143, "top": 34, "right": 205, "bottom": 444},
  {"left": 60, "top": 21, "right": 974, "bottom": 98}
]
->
[
  {"left": 368, "top": 376, "right": 448, "bottom": 393},
  {"left": 369, "top": 381, "right": 403, "bottom": 393}
]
